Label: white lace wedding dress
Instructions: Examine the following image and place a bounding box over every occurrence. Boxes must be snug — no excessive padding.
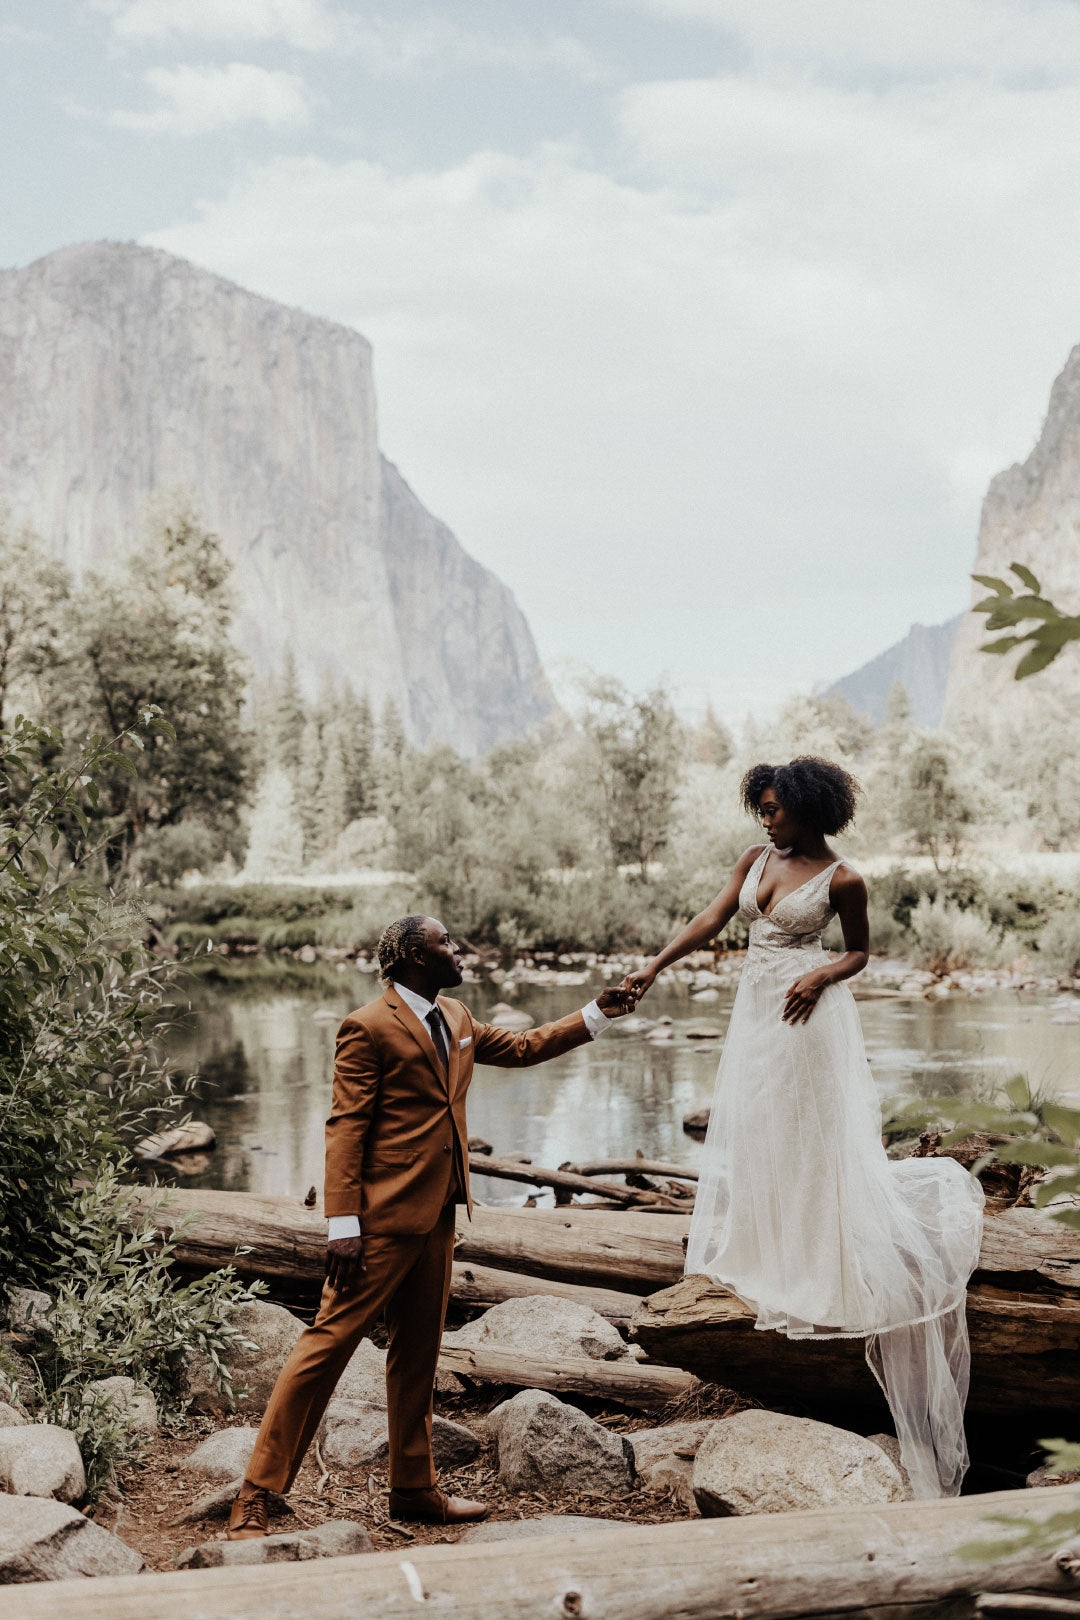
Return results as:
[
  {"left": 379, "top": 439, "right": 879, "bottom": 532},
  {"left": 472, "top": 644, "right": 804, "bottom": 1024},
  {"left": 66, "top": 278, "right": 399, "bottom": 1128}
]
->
[{"left": 685, "top": 846, "right": 985, "bottom": 1498}]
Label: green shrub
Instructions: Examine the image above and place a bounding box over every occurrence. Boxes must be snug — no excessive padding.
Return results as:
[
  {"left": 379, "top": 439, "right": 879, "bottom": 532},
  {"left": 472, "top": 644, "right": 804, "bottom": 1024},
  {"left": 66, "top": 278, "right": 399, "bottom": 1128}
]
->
[
  {"left": 908, "top": 895, "right": 1006, "bottom": 974},
  {"left": 1037, "top": 908, "right": 1080, "bottom": 977}
]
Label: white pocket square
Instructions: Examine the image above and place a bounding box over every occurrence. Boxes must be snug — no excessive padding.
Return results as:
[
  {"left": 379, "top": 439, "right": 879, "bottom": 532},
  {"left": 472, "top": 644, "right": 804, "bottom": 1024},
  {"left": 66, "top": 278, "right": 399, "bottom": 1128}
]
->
[{"left": 458, "top": 1035, "right": 472, "bottom": 1048}]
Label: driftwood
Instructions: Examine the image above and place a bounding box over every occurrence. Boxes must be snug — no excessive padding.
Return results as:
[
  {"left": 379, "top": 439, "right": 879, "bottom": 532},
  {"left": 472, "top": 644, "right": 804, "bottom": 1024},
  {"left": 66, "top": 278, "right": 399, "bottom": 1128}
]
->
[
  {"left": 467, "top": 1153, "right": 687, "bottom": 1210},
  {"left": 450, "top": 1260, "right": 644, "bottom": 1326},
  {"left": 631, "top": 1263, "right": 1080, "bottom": 1416},
  {"left": 561, "top": 1157, "right": 700, "bottom": 1182},
  {"left": 124, "top": 1189, "right": 689, "bottom": 1292},
  {"left": 437, "top": 1342, "right": 695, "bottom": 1406},
  {"left": 15, "top": 1484, "right": 1080, "bottom": 1620}
]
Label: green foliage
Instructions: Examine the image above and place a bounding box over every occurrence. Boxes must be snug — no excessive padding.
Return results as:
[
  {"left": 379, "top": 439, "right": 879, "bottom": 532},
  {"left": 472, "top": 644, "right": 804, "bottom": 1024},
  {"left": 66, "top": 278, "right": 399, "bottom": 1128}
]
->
[
  {"left": 907, "top": 895, "right": 1005, "bottom": 974},
  {"left": 0, "top": 712, "right": 264, "bottom": 1498},
  {"left": 973, "top": 561, "right": 1080, "bottom": 678},
  {"left": 581, "top": 677, "right": 683, "bottom": 877},
  {"left": 1039, "top": 908, "right": 1080, "bottom": 976},
  {"left": 894, "top": 735, "right": 975, "bottom": 873}
]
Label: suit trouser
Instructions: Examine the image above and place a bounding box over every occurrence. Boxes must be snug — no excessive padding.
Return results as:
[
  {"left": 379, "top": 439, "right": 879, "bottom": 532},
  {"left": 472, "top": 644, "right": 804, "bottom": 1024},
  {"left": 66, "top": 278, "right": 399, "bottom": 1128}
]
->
[{"left": 243, "top": 1203, "right": 456, "bottom": 1494}]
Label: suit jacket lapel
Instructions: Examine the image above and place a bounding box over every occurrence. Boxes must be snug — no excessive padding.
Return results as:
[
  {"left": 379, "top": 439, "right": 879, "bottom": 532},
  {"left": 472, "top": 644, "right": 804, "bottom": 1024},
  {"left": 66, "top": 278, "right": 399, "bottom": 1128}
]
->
[
  {"left": 383, "top": 987, "right": 447, "bottom": 1092},
  {"left": 439, "top": 997, "right": 464, "bottom": 1101}
]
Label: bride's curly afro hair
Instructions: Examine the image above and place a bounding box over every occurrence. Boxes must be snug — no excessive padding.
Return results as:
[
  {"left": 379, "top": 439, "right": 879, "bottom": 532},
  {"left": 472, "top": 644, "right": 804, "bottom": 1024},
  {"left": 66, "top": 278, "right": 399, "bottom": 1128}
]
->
[{"left": 740, "top": 756, "right": 861, "bottom": 836}]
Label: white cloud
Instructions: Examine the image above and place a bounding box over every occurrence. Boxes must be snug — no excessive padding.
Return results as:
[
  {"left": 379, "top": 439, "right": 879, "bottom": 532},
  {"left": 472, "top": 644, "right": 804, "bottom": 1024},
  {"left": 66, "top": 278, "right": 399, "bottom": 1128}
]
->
[
  {"left": 94, "top": 0, "right": 611, "bottom": 81},
  {"left": 95, "top": 0, "right": 338, "bottom": 51},
  {"left": 110, "top": 61, "right": 310, "bottom": 134},
  {"left": 613, "top": 0, "right": 1080, "bottom": 81}
]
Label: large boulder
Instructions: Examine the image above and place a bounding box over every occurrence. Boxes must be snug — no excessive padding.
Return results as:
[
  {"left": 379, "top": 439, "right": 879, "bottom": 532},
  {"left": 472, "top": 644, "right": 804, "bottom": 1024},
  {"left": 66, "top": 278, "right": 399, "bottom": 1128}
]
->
[
  {"left": 491, "top": 1390, "right": 635, "bottom": 1497},
  {"left": 442, "top": 1296, "right": 629, "bottom": 1363},
  {"left": 335, "top": 1337, "right": 389, "bottom": 1406},
  {"left": 0, "top": 1424, "right": 86, "bottom": 1504},
  {"left": 692, "top": 1410, "right": 905, "bottom": 1517},
  {"left": 630, "top": 1420, "right": 713, "bottom": 1512},
  {"left": 184, "top": 1300, "right": 304, "bottom": 1414},
  {"left": 322, "top": 1401, "right": 479, "bottom": 1471},
  {"left": 178, "top": 1519, "right": 372, "bottom": 1567},
  {"left": 180, "top": 1427, "right": 258, "bottom": 1483},
  {"left": 0, "top": 1494, "right": 145, "bottom": 1582},
  {"left": 84, "top": 1376, "right": 158, "bottom": 1437},
  {"left": 0, "top": 1401, "right": 27, "bottom": 1428},
  {"left": 3, "top": 1288, "right": 53, "bottom": 1338},
  {"left": 459, "top": 1515, "right": 636, "bottom": 1544}
]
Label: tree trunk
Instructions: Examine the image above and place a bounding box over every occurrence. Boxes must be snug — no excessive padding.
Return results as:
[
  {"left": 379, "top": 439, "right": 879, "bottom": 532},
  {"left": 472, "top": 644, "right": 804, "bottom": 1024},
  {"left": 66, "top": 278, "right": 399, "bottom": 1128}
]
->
[
  {"left": 450, "top": 1261, "right": 644, "bottom": 1327},
  {"left": 15, "top": 1483, "right": 1080, "bottom": 1620}
]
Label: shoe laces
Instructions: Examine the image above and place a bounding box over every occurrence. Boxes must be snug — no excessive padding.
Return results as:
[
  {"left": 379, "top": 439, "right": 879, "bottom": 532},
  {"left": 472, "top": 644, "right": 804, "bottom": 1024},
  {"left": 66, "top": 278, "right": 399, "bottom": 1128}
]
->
[{"left": 236, "top": 1490, "right": 268, "bottom": 1531}]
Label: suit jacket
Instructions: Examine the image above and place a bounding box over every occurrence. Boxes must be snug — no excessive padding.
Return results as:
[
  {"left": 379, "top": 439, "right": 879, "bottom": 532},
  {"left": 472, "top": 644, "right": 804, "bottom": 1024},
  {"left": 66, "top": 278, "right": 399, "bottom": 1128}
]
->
[{"left": 323, "top": 985, "right": 593, "bottom": 1233}]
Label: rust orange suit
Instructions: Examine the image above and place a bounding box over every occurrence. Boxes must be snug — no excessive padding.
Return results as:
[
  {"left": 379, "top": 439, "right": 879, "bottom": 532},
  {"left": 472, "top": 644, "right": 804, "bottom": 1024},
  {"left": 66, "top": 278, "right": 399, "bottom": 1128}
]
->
[{"left": 244, "top": 985, "right": 592, "bottom": 1493}]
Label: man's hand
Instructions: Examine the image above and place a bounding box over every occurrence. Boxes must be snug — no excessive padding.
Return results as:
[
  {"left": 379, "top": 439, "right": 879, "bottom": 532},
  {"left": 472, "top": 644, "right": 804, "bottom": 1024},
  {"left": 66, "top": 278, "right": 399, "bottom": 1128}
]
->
[
  {"left": 326, "top": 1234, "right": 365, "bottom": 1295},
  {"left": 596, "top": 986, "right": 636, "bottom": 1020},
  {"left": 618, "top": 967, "right": 657, "bottom": 1006}
]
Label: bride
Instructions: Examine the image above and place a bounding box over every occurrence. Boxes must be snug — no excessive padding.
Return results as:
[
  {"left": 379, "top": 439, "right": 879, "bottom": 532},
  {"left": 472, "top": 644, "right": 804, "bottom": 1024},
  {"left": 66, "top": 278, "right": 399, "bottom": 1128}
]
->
[{"left": 620, "top": 756, "right": 984, "bottom": 1499}]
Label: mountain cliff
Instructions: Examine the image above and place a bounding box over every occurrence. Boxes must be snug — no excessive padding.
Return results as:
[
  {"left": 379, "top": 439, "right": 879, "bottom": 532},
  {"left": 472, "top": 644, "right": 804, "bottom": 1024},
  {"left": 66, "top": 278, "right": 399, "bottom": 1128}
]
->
[
  {"left": 944, "top": 345, "right": 1080, "bottom": 730},
  {"left": 0, "top": 241, "right": 555, "bottom": 755},
  {"left": 825, "top": 615, "right": 963, "bottom": 728}
]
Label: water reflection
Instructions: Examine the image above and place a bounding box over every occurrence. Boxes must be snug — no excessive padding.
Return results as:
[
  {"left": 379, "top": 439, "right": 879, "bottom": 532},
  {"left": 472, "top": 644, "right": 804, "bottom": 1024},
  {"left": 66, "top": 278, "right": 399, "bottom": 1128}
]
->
[{"left": 164, "top": 965, "right": 1080, "bottom": 1202}]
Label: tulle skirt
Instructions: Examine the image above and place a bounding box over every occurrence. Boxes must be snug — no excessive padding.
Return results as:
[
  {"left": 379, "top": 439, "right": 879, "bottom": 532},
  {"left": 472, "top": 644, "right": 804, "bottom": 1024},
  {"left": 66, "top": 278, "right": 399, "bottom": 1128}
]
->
[{"left": 684, "top": 947, "right": 985, "bottom": 1498}]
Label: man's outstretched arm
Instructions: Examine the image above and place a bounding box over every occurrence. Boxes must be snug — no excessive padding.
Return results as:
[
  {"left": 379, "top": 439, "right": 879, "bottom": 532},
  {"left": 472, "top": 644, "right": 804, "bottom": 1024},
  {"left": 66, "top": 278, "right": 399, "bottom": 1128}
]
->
[{"left": 471, "top": 987, "right": 632, "bottom": 1066}]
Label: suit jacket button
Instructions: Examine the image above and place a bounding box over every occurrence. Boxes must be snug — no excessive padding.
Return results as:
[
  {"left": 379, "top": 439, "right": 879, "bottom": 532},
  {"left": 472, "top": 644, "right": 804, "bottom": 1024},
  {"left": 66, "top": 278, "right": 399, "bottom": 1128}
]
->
[{"left": 442, "top": 1144, "right": 451, "bottom": 1154}]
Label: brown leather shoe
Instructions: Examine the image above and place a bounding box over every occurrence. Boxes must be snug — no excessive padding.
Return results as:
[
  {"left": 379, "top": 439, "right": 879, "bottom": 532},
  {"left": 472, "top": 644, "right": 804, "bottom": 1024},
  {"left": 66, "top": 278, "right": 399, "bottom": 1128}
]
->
[
  {"left": 388, "top": 1487, "right": 487, "bottom": 1525},
  {"left": 226, "top": 1486, "right": 269, "bottom": 1540}
]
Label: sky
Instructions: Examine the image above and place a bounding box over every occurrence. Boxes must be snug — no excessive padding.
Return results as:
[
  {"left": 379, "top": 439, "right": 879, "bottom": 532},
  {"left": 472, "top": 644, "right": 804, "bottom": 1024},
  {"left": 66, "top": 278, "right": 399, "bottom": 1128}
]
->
[{"left": 6, "top": 1, "right": 1080, "bottom": 722}]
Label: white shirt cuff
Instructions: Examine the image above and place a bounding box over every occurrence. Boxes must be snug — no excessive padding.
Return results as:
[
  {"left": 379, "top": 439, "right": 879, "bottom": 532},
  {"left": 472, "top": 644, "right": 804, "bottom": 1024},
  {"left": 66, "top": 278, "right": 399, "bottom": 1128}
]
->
[
  {"left": 581, "top": 1000, "right": 611, "bottom": 1039},
  {"left": 328, "top": 1215, "right": 362, "bottom": 1240}
]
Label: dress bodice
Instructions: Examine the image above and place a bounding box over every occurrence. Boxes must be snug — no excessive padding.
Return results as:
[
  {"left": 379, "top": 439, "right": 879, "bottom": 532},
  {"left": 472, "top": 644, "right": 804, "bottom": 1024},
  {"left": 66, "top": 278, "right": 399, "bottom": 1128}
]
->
[{"left": 739, "top": 846, "right": 844, "bottom": 978}]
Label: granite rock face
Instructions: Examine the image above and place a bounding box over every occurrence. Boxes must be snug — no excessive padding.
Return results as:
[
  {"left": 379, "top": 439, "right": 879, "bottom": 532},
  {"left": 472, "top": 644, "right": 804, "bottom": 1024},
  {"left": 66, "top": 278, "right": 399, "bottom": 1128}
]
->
[
  {"left": 0, "top": 241, "right": 555, "bottom": 755},
  {"left": 944, "top": 343, "right": 1080, "bottom": 731}
]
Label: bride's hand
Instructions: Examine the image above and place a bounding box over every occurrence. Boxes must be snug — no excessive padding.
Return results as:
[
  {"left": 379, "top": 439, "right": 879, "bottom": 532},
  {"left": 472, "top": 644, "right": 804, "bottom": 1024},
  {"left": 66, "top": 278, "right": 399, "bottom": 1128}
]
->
[
  {"left": 619, "top": 967, "right": 657, "bottom": 1006},
  {"left": 782, "top": 971, "right": 829, "bottom": 1025}
]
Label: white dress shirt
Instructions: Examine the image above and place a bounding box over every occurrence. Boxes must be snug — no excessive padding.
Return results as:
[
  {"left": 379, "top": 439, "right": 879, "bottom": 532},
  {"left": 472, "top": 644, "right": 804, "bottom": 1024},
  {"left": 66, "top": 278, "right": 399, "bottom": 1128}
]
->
[{"left": 327, "top": 984, "right": 611, "bottom": 1241}]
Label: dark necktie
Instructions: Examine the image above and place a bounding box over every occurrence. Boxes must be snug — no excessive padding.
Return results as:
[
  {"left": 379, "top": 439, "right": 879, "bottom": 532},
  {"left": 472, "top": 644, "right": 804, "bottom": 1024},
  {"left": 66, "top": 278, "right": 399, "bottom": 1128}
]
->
[{"left": 426, "top": 1007, "right": 450, "bottom": 1073}]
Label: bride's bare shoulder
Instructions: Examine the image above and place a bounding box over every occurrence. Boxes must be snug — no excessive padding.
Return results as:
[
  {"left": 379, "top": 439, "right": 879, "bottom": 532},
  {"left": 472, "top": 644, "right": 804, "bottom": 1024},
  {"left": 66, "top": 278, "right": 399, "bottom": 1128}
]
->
[
  {"left": 733, "top": 843, "right": 768, "bottom": 877},
  {"left": 831, "top": 863, "right": 867, "bottom": 903}
]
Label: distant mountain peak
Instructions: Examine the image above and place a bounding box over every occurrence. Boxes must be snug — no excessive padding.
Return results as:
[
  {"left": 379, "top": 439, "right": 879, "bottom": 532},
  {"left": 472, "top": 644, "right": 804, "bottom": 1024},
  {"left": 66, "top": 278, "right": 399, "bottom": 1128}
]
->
[
  {"left": 0, "top": 240, "right": 554, "bottom": 755},
  {"left": 824, "top": 614, "right": 964, "bottom": 728}
]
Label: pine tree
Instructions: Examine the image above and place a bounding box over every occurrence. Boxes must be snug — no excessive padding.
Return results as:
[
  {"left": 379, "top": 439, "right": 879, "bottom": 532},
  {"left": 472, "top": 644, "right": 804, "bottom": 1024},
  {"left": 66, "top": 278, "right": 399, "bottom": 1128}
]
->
[
  {"left": 296, "top": 716, "right": 324, "bottom": 864},
  {"left": 339, "top": 685, "right": 376, "bottom": 818},
  {"left": 242, "top": 764, "right": 304, "bottom": 879},
  {"left": 275, "top": 649, "right": 306, "bottom": 774},
  {"left": 697, "top": 703, "right": 734, "bottom": 767},
  {"left": 318, "top": 719, "right": 350, "bottom": 858},
  {"left": 375, "top": 697, "right": 409, "bottom": 820}
]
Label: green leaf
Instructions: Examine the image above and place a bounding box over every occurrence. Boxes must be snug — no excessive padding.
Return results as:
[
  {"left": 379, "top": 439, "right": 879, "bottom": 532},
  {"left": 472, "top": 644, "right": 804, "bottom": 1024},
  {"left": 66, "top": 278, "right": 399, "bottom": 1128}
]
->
[
  {"left": 1042, "top": 1105, "right": 1080, "bottom": 1147},
  {"left": 979, "top": 637, "right": 1025, "bottom": 655},
  {"left": 1010, "top": 561, "right": 1042, "bottom": 593},
  {"left": 1014, "top": 641, "right": 1064, "bottom": 679},
  {"left": 994, "top": 1140, "right": 1077, "bottom": 1167},
  {"left": 1003, "top": 1075, "right": 1031, "bottom": 1111},
  {"left": 972, "top": 574, "right": 1012, "bottom": 595}
]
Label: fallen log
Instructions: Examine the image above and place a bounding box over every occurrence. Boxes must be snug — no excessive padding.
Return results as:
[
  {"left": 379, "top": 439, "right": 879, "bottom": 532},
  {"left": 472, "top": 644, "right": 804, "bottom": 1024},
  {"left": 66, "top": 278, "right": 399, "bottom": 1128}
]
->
[
  {"left": 15, "top": 1483, "right": 1080, "bottom": 1620},
  {"left": 437, "top": 1343, "right": 695, "bottom": 1407},
  {"left": 450, "top": 1260, "right": 644, "bottom": 1326},
  {"left": 561, "top": 1157, "right": 700, "bottom": 1182},
  {"left": 467, "top": 1153, "right": 686, "bottom": 1210},
  {"left": 124, "top": 1189, "right": 689, "bottom": 1292},
  {"left": 125, "top": 1189, "right": 1080, "bottom": 1297},
  {"left": 630, "top": 1271, "right": 1080, "bottom": 1415}
]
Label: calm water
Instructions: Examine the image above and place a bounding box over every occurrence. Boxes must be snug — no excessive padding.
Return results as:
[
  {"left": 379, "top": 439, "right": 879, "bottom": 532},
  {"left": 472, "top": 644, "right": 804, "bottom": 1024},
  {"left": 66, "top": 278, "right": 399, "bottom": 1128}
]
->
[{"left": 162, "top": 962, "right": 1080, "bottom": 1204}]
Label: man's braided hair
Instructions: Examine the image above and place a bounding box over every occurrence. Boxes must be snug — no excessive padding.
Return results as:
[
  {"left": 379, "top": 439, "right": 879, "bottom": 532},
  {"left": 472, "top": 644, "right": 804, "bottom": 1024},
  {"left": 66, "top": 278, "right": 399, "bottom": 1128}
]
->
[{"left": 377, "top": 914, "right": 430, "bottom": 984}]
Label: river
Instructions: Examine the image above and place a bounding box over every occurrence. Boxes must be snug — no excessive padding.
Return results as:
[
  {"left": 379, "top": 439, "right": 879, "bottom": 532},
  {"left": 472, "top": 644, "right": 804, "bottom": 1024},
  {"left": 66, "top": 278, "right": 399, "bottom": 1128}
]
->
[{"left": 162, "top": 960, "right": 1080, "bottom": 1203}]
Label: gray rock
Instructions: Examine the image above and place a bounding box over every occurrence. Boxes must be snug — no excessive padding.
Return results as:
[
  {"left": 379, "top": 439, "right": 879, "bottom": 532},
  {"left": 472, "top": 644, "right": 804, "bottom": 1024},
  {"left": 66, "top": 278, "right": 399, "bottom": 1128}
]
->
[
  {"left": 630, "top": 1420, "right": 713, "bottom": 1511},
  {"left": 693, "top": 1410, "right": 904, "bottom": 1517},
  {"left": 168, "top": 1478, "right": 291, "bottom": 1526},
  {"left": 184, "top": 1299, "right": 304, "bottom": 1414},
  {"left": 135, "top": 1120, "right": 216, "bottom": 1159},
  {"left": 868, "top": 1432, "right": 914, "bottom": 1499},
  {"left": 486, "top": 1003, "right": 534, "bottom": 1032},
  {"left": 442, "top": 1296, "right": 629, "bottom": 1363},
  {"left": 84, "top": 1376, "right": 158, "bottom": 1436},
  {"left": 180, "top": 1427, "right": 258, "bottom": 1483},
  {"left": 492, "top": 1390, "right": 635, "bottom": 1498},
  {"left": 0, "top": 1423, "right": 86, "bottom": 1504},
  {"left": 0, "top": 1401, "right": 27, "bottom": 1427},
  {"left": 322, "top": 1400, "right": 479, "bottom": 1471},
  {"left": 178, "top": 1519, "right": 373, "bottom": 1567},
  {"left": 4, "top": 1288, "right": 52, "bottom": 1339},
  {"left": 0, "top": 1494, "right": 145, "bottom": 1582},
  {"left": 335, "top": 1336, "right": 388, "bottom": 1407},
  {"left": 458, "top": 1515, "right": 635, "bottom": 1544}
]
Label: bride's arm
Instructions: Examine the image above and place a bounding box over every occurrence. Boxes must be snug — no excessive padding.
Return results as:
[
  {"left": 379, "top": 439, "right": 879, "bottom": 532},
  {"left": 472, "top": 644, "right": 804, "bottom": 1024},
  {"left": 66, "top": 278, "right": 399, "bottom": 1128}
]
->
[
  {"left": 782, "top": 867, "right": 870, "bottom": 1024},
  {"left": 620, "top": 845, "right": 765, "bottom": 1002}
]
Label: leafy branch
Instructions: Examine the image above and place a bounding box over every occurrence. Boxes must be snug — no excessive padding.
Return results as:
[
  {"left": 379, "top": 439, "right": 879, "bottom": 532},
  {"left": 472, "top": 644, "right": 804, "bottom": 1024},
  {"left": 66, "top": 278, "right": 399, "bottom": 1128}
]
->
[{"left": 972, "top": 562, "right": 1080, "bottom": 679}]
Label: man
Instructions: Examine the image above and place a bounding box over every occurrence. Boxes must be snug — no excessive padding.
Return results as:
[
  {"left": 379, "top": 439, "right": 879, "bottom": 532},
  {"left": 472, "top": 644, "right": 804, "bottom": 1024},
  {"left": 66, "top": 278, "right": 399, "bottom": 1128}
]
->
[{"left": 227, "top": 914, "right": 631, "bottom": 1536}]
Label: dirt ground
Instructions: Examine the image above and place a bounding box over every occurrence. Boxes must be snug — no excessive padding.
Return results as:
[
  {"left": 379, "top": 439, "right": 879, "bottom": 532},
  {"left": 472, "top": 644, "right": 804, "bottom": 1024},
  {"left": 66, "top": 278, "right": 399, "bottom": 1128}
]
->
[{"left": 86, "top": 1384, "right": 742, "bottom": 1571}]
